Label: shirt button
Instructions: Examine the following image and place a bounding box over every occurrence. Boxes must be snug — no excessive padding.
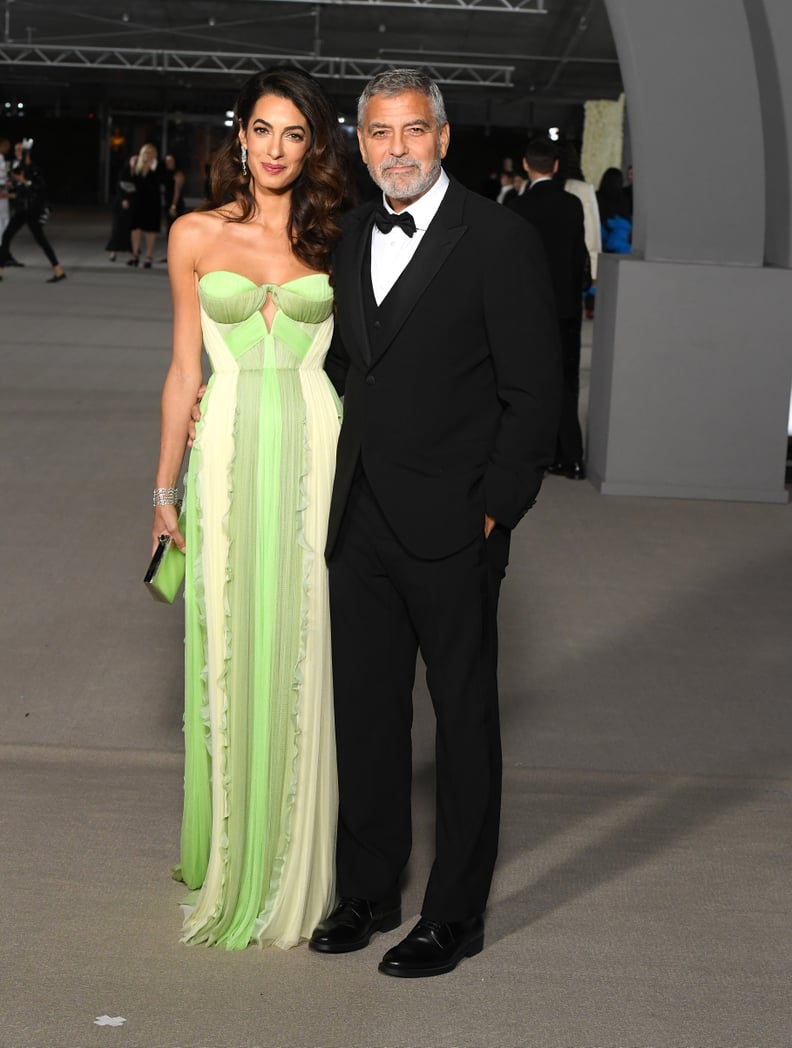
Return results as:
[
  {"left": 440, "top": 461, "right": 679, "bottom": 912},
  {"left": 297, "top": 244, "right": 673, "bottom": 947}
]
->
[
  {"left": 366, "top": 375, "right": 376, "bottom": 386},
  {"left": 373, "top": 320, "right": 381, "bottom": 329}
]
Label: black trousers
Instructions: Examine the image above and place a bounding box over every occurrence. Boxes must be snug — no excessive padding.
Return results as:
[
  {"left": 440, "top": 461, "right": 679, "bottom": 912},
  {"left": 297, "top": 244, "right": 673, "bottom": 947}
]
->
[
  {"left": 0, "top": 208, "right": 59, "bottom": 267},
  {"left": 328, "top": 470, "right": 509, "bottom": 921},
  {"left": 556, "top": 312, "right": 584, "bottom": 465}
]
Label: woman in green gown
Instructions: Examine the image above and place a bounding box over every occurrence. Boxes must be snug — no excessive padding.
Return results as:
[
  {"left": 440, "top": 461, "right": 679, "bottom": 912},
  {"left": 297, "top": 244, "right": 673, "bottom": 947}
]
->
[{"left": 151, "top": 69, "right": 352, "bottom": 949}]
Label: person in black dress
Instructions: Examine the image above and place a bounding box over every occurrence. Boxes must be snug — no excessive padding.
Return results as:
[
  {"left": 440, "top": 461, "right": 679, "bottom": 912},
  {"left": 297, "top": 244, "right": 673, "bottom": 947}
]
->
[
  {"left": 128, "top": 143, "right": 163, "bottom": 268},
  {"left": 105, "top": 154, "right": 137, "bottom": 262},
  {"left": 162, "top": 154, "right": 188, "bottom": 233}
]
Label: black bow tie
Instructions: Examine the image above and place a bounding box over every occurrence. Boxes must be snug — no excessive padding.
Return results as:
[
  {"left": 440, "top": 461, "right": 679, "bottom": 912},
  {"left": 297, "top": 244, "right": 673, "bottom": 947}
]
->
[{"left": 373, "top": 205, "right": 417, "bottom": 238}]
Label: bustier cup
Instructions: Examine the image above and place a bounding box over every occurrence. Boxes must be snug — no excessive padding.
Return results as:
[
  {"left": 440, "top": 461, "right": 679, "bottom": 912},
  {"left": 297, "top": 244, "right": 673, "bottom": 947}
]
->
[{"left": 198, "top": 270, "right": 333, "bottom": 326}]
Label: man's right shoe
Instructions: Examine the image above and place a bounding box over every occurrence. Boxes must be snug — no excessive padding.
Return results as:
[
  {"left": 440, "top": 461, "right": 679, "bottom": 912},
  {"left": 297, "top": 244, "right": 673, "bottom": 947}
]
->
[{"left": 309, "top": 896, "right": 402, "bottom": 954}]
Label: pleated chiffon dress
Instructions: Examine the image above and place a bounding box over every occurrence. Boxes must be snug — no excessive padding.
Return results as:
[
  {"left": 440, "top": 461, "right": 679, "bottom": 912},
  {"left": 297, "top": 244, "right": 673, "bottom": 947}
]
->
[{"left": 173, "top": 270, "right": 340, "bottom": 949}]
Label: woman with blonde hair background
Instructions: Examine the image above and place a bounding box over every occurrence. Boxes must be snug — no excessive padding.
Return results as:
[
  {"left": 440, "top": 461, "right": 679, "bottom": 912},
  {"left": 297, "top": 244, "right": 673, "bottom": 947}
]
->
[{"left": 128, "top": 142, "right": 162, "bottom": 267}]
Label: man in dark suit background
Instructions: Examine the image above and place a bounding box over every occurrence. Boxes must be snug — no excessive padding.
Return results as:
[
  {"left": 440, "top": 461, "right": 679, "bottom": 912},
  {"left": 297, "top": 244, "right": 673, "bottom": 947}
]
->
[
  {"left": 508, "top": 138, "right": 588, "bottom": 479},
  {"left": 309, "top": 70, "right": 560, "bottom": 978}
]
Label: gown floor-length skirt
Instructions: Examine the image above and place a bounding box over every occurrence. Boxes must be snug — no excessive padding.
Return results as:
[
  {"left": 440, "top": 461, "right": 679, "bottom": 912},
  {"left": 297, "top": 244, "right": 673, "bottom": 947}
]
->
[{"left": 172, "top": 270, "right": 340, "bottom": 949}]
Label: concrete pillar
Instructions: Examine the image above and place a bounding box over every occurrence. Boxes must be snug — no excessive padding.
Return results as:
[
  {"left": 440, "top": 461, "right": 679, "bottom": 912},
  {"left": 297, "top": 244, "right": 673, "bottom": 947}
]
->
[
  {"left": 745, "top": 0, "right": 792, "bottom": 268},
  {"left": 589, "top": 0, "right": 791, "bottom": 503}
]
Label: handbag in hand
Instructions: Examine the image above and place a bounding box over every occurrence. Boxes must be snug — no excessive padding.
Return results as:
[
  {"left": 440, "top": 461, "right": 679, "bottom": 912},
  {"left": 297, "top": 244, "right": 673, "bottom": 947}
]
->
[{"left": 144, "top": 507, "right": 186, "bottom": 604}]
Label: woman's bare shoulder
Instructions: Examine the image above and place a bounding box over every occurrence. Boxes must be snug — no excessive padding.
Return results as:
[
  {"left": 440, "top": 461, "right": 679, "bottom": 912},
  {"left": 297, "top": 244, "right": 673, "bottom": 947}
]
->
[
  {"left": 171, "top": 208, "right": 228, "bottom": 235},
  {"left": 170, "top": 208, "right": 235, "bottom": 254}
]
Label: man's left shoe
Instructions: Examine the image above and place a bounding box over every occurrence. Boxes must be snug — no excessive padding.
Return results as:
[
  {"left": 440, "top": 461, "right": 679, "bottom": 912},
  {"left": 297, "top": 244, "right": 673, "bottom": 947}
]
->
[
  {"left": 46, "top": 272, "right": 67, "bottom": 283},
  {"left": 378, "top": 915, "right": 484, "bottom": 978},
  {"left": 5, "top": 257, "right": 24, "bottom": 267}
]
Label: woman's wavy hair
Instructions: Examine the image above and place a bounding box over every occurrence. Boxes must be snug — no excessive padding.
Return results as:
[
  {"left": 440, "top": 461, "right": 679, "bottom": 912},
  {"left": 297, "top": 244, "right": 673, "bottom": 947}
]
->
[{"left": 205, "top": 67, "right": 354, "bottom": 272}]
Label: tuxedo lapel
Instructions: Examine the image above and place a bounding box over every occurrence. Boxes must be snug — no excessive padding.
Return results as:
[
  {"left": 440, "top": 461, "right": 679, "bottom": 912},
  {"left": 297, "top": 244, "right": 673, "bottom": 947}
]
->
[
  {"left": 370, "top": 179, "right": 468, "bottom": 366},
  {"left": 335, "top": 205, "right": 377, "bottom": 365}
]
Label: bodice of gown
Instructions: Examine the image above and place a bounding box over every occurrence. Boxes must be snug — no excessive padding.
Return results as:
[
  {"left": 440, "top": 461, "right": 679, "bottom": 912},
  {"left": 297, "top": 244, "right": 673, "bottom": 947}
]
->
[{"left": 198, "top": 270, "right": 334, "bottom": 374}]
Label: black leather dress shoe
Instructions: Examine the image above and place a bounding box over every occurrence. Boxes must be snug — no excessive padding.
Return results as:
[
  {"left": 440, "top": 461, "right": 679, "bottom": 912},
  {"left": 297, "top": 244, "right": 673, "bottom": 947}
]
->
[
  {"left": 378, "top": 915, "right": 484, "bottom": 978},
  {"left": 5, "top": 257, "right": 24, "bottom": 267},
  {"left": 309, "top": 896, "right": 402, "bottom": 954}
]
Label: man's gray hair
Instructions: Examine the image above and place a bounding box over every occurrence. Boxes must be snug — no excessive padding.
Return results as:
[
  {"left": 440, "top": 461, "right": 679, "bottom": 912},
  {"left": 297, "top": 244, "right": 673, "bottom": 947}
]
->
[{"left": 357, "top": 69, "right": 448, "bottom": 129}]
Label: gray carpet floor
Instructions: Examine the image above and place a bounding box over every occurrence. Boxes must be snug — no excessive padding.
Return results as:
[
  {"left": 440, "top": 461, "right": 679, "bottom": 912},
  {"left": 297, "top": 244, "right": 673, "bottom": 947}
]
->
[{"left": 1, "top": 211, "right": 790, "bottom": 1048}]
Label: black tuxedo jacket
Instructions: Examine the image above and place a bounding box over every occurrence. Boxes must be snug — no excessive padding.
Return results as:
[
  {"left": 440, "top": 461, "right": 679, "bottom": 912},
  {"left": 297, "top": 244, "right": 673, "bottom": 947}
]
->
[
  {"left": 325, "top": 177, "right": 561, "bottom": 560},
  {"left": 507, "top": 180, "right": 587, "bottom": 320}
]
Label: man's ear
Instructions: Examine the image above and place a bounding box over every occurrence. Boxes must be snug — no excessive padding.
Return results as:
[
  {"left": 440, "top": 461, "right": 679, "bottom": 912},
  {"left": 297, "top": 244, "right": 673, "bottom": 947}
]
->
[
  {"left": 522, "top": 157, "right": 529, "bottom": 174},
  {"left": 357, "top": 128, "right": 368, "bottom": 164},
  {"left": 552, "top": 158, "right": 559, "bottom": 175},
  {"left": 439, "top": 122, "right": 450, "bottom": 159}
]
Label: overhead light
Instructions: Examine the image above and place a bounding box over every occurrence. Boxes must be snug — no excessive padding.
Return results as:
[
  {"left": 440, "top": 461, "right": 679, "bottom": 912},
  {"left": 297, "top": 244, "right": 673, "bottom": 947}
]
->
[{"left": 548, "top": 126, "right": 559, "bottom": 141}]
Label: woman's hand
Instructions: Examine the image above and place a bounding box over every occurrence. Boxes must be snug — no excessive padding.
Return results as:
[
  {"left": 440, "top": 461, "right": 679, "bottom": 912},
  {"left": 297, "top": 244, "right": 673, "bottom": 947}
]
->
[
  {"left": 187, "top": 384, "right": 208, "bottom": 447},
  {"left": 152, "top": 504, "right": 185, "bottom": 555}
]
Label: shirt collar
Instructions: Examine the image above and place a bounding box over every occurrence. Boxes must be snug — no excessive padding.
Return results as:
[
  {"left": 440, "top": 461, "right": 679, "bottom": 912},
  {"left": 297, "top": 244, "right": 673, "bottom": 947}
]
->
[{"left": 381, "top": 168, "right": 449, "bottom": 231}]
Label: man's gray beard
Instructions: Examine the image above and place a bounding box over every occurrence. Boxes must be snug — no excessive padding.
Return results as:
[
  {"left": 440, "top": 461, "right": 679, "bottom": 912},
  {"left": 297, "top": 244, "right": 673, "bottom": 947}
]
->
[{"left": 372, "top": 158, "right": 441, "bottom": 201}]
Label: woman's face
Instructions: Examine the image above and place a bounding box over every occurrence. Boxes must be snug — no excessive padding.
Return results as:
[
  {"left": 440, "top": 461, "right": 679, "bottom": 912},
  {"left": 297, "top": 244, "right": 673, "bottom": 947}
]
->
[
  {"left": 140, "top": 146, "right": 157, "bottom": 167},
  {"left": 238, "top": 93, "right": 311, "bottom": 194}
]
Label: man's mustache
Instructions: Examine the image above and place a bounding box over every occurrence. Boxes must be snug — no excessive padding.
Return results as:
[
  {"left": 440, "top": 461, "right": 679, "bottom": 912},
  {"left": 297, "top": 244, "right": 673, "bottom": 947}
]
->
[{"left": 380, "top": 158, "right": 421, "bottom": 172}]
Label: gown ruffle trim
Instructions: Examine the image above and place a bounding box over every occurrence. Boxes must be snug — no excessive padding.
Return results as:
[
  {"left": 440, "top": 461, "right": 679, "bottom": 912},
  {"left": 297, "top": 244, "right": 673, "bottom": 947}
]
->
[
  {"left": 177, "top": 399, "right": 238, "bottom": 944},
  {"left": 177, "top": 397, "right": 316, "bottom": 950}
]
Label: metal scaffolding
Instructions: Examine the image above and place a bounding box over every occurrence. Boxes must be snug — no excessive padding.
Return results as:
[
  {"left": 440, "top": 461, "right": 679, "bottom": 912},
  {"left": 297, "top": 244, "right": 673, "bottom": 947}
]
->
[
  {"left": 267, "top": 0, "right": 545, "bottom": 11},
  {"left": 0, "top": 43, "right": 515, "bottom": 87}
]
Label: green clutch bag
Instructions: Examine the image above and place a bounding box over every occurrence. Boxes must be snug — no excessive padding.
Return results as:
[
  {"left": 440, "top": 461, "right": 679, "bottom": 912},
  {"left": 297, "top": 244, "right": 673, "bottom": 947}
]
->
[{"left": 144, "top": 509, "right": 186, "bottom": 604}]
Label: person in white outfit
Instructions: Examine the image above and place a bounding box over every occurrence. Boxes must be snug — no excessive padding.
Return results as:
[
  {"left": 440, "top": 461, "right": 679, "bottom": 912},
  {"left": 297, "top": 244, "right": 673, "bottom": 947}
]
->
[
  {"left": 559, "top": 145, "right": 600, "bottom": 318},
  {"left": 0, "top": 137, "right": 10, "bottom": 238}
]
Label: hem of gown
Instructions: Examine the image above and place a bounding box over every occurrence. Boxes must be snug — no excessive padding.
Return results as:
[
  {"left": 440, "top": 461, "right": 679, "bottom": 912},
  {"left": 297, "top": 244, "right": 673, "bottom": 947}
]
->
[
  {"left": 178, "top": 899, "right": 315, "bottom": 951},
  {"left": 177, "top": 378, "right": 326, "bottom": 950}
]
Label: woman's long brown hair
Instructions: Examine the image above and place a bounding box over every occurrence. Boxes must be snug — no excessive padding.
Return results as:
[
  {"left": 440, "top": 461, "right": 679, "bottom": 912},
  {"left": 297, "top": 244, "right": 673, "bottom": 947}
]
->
[{"left": 204, "top": 68, "right": 355, "bottom": 272}]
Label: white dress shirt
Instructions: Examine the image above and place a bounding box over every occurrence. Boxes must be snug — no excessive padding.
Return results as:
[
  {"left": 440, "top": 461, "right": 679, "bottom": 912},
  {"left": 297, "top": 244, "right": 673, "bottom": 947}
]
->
[{"left": 370, "top": 169, "right": 450, "bottom": 305}]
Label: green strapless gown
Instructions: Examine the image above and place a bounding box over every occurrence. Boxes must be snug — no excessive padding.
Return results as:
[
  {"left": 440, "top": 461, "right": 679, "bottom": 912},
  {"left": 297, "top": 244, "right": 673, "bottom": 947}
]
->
[{"left": 174, "top": 271, "right": 340, "bottom": 949}]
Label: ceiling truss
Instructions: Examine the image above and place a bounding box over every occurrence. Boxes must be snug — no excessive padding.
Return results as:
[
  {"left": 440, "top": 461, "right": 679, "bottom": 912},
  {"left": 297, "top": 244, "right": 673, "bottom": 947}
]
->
[
  {"left": 0, "top": 43, "right": 515, "bottom": 86},
  {"left": 271, "top": 0, "right": 545, "bottom": 11}
]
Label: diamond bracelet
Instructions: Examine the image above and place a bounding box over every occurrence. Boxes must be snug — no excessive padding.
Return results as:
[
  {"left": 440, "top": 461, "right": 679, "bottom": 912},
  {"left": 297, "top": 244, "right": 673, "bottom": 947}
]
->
[{"left": 153, "top": 487, "right": 179, "bottom": 507}]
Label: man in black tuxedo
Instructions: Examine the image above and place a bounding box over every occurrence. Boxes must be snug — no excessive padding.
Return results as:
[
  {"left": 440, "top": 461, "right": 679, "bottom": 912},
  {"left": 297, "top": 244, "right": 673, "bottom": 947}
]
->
[
  {"left": 508, "top": 138, "right": 588, "bottom": 479},
  {"left": 309, "top": 70, "right": 560, "bottom": 977}
]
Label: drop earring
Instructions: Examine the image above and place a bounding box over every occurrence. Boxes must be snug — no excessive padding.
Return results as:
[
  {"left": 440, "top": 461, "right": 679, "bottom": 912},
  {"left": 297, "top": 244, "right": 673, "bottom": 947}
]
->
[{"left": 241, "top": 144, "right": 248, "bottom": 177}]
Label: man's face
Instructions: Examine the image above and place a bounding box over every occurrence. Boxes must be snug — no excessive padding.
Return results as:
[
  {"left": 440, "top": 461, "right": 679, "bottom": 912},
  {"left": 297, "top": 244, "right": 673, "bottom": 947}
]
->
[{"left": 357, "top": 89, "right": 449, "bottom": 210}]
